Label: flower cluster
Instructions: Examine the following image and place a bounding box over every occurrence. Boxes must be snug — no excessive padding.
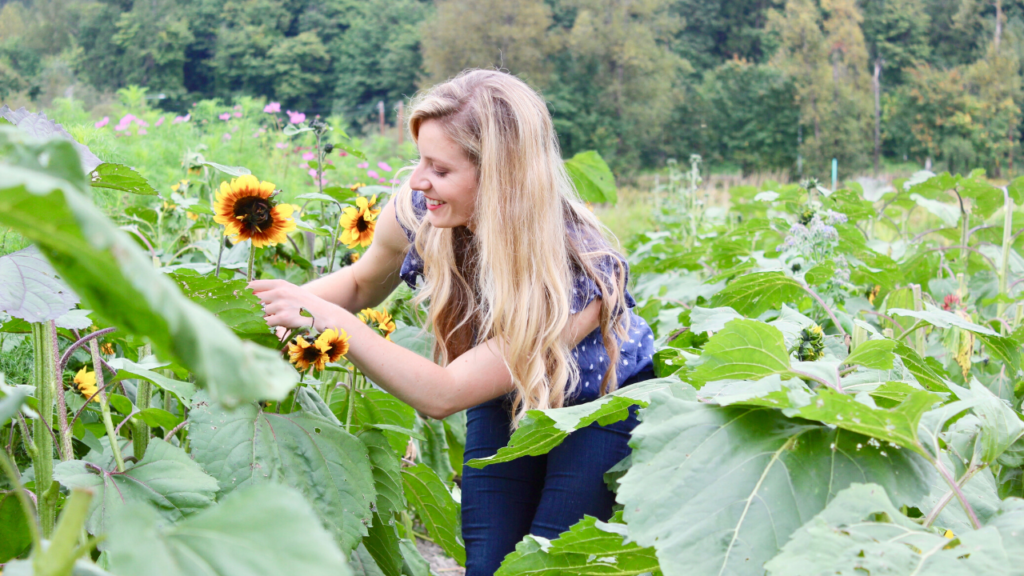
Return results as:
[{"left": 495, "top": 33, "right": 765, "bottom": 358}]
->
[
  {"left": 359, "top": 308, "right": 396, "bottom": 340},
  {"left": 287, "top": 328, "right": 350, "bottom": 372},
  {"left": 778, "top": 207, "right": 853, "bottom": 304}
]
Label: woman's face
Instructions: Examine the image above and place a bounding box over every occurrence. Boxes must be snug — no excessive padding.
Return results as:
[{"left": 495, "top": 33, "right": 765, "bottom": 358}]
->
[{"left": 409, "top": 119, "right": 479, "bottom": 229}]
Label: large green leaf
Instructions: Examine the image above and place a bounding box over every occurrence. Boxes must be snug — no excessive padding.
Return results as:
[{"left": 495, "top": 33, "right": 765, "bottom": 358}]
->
[
  {"left": 106, "top": 357, "right": 196, "bottom": 404},
  {"left": 690, "top": 319, "right": 791, "bottom": 386},
  {"left": 363, "top": 512, "right": 402, "bottom": 576},
  {"left": 330, "top": 387, "right": 417, "bottom": 454},
  {"left": 53, "top": 439, "right": 218, "bottom": 543},
  {"left": 889, "top": 304, "right": 999, "bottom": 336},
  {"left": 496, "top": 512, "right": 660, "bottom": 576},
  {"left": 616, "top": 396, "right": 932, "bottom": 576},
  {"left": 843, "top": 339, "right": 896, "bottom": 370},
  {"left": 565, "top": 150, "right": 617, "bottom": 204},
  {"left": 0, "top": 385, "right": 29, "bottom": 427},
  {"left": 893, "top": 341, "right": 951, "bottom": 393},
  {"left": 467, "top": 377, "right": 692, "bottom": 468},
  {"left": 169, "top": 269, "right": 276, "bottom": 348},
  {"left": 89, "top": 163, "right": 158, "bottom": 196},
  {"left": 0, "top": 245, "right": 79, "bottom": 323},
  {"left": 401, "top": 464, "right": 465, "bottom": 566},
  {"left": 104, "top": 484, "right": 352, "bottom": 576},
  {"left": 708, "top": 272, "right": 804, "bottom": 317},
  {"left": 0, "top": 132, "right": 298, "bottom": 407},
  {"left": 188, "top": 395, "right": 376, "bottom": 555},
  {"left": 359, "top": 430, "right": 405, "bottom": 520}
]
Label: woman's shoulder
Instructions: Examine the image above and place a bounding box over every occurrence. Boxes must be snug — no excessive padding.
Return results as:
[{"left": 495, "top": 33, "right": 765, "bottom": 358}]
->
[{"left": 566, "top": 219, "right": 636, "bottom": 314}]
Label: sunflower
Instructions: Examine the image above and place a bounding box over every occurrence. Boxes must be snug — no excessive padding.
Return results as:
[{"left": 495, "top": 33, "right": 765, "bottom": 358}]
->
[
  {"left": 101, "top": 342, "right": 115, "bottom": 355},
  {"left": 339, "top": 195, "right": 381, "bottom": 248},
  {"left": 358, "top": 308, "right": 395, "bottom": 340},
  {"left": 287, "top": 336, "right": 329, "bottom": 372},
  {"left": 73, "top": 366, "right": 99, "bottom": 403},
  {"left": 315, "top": 328, "right": 350, "bottom": 363},
  {"left": 213, "top": 175, "right": 296, "bottom": 247},
  {"left": 287, "top": 328, "right": 350, "bottom": 372}
]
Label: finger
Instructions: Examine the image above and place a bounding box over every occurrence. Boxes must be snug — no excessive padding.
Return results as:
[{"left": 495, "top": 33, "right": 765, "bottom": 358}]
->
[
  {"left": 276, "top": 326, "right": 288, "bottom": 340},
  {"left": 249, "top": 279, "right": 288, "bottom": 292},
  {"left": 263, "top": 301, "right": 284, "bottom": 315}
]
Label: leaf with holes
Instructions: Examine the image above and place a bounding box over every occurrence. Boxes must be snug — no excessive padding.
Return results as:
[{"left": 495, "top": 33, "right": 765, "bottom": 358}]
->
[{"left": 188, "top": 394, "right": 376, "bottom": 555}]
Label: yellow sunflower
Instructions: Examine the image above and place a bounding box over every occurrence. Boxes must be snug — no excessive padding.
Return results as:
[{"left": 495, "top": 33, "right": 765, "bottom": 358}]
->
[
  {"left": 287, "top": 336, "right": 329, "bottom": 372},
  {"left": 358, "top": 308, "right": 396, "bottom": 340},
  {"left": 73, "top": 366, "right": 99, "bottom": 403},
  {"left": 339, "top": 195, "right": 381, "bottom": 248},
  {"left": 315, "top": 328, "right": 350, "bottom": 363},
  {"left": 213, "top": 175, "right": 297, "bottom": 247}
]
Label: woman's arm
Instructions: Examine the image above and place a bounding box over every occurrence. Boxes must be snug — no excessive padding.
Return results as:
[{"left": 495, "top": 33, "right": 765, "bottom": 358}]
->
[
  {"left": 300, "top": 200, "right": 409, "bottom": 312},
  {"left": 251, "top": 276, "right": 601, "bottom": 419}
]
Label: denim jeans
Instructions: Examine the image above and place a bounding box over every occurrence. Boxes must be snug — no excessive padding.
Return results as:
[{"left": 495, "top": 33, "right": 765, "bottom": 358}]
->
[{"left": 460, "top": 368, "right": 653, "bottom": 576}]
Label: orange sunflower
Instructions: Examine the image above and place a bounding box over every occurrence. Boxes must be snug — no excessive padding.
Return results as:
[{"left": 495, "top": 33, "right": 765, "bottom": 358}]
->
[
  {"left": 287, "top": 328, "right": 350, "bottom": 372},
  {"left": 73, "top": 367, "right": 99, "bottom": 403},
  {"left": 358, "top": 308, "right": 396, "bottom": 340},
  {"left": 339, "top": 195, "right": 381, "bottom": 248},
  {"left": 213, "top": 175, "right": 296, "bottom": 247}
]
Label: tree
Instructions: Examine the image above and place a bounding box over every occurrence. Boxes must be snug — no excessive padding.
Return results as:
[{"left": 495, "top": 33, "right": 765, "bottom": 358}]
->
[{"left": 668, "top": 0, "right": 784, "bottom": 71}]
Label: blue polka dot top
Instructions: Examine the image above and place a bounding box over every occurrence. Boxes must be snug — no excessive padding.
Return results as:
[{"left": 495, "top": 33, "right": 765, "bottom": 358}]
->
[{"left": 396, "top": 190, "right": 655, "bottom": 405}]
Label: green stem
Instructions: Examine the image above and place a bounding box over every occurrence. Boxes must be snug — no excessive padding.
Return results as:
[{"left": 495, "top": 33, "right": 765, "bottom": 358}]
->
[
  {"left": 50, "top": 322, "right": 72, "bottom": 462},
  {"left": 214, "top": 233, "right": 226, "bottom": 277},
  {"left": 133, "top": 375, "right": 152, "bottom": 462},
  {"left": 911, "top": 284, "right": 926, "bottom": 356},
  {"left": 91, "top": 339, "right": 125, "bottom": 473},
  {"left": 345, "top": 369, "right": 356, "bottom": 433},
  {"left": 998, "top": 193, "right": 1014, "bottom": 331},
  {"left": 958, "top": 191, "right": 970, "bottom": 278},
  {"left": 36, "top": 488, "right": 94, "bottom": 576},
  {"left": 31, "top": 321, "right": 57, "bottom": 538},
  {"left": 327, "top": 203, "right": 343, "bottom": 275},
  {"left": 246, "top": 242, "right": 256, "bottom": 282}
]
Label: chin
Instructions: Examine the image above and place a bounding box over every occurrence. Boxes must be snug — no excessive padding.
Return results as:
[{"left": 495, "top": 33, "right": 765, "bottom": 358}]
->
[{"left": 426, "top": 211, "right": 468, "bottom": 229}]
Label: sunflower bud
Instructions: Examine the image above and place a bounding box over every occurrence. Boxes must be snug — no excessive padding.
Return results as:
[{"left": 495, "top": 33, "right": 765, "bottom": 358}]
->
[{"left": 795, "top": 325, "right": 825, "bottom": 362}]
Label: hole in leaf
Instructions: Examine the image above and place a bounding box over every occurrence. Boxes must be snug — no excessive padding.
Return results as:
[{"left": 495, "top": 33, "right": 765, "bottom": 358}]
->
[{"left": 314, "top": 427, "right": 322, "bottom": 434}]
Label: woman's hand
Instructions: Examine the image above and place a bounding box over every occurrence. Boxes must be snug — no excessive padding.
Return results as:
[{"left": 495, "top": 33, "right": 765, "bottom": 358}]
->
[{"left": 249, "top": 279, "right": 337, "bottom": 334}]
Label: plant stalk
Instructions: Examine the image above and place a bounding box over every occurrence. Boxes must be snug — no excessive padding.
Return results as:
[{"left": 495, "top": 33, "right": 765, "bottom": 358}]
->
[
  {"left": 923, "top": 464, "right": 982, "bottom": 529},
  {"left": 246, "top": 242, "right": 256, "bottom": 282},
  {"left": 214, "top": 233, "right": 226, "bottom": 277},
  {"left": 31, "top": 321, "right": 57, "bottom": 538},
  {"left": 933, "top": 455, "right": 981, "bottom": 529},
  {"left": 345, "top": 368, "right": 357, "bottom": 433},
  {"left": 91, "top": 339, "right": 125, "bottom": 473},
  {"left": 911, "top": 284, "right": 926, "bottom": 356},
  {"left": 998, "top": 192, "right": 1014, "bottom": 331},
  {"left": 48, "top": 322, "right": 73, "bottom": 462},
  {"left": 36, "top": 488, "right": 94, "bottom": 576}
]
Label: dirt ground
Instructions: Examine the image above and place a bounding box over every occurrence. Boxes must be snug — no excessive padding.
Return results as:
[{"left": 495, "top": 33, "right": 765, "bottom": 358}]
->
[{"left": 415, "top": 538, "right": 465, "bottom": 575}]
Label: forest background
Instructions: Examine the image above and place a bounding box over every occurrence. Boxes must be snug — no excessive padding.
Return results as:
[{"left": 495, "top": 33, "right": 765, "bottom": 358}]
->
[{"left": 1, "top": 0, "right": 1021, "bottom": 180}]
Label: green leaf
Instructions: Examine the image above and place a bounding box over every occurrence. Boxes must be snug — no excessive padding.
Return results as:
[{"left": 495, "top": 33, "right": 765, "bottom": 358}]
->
[
  {"left": 709, "top": 272, "right": 805, "bottom": 317},
  {"left": 53, "top": 439, "right": 219, "bottom": 544},
  {"left": 889, "top": 304, "right": 999, "bottom": 336},
  {"left": 616, "top": 397, "right": 932, "bottom": 576},
  {"left": 188, "top": 396, "right": 376, "bottom": 555},
  {"left": 359, "top": 430, "right": 406, "bottom": 519},
  {"left": 88, "top": 163, "right": 158, "bottom": 196},
  {"left": 322, "top": 186, "right": 358, "bottom": 205},
  {"left": 467, "top": 377, "right": 692, "bottom": 468},
  {"left": 401, "top": 464, "right": 465, "bottom": 566},
  {"left": 107, "top": 393, "right": 133, "bottom": 415},
  {"left": 909, "top": 193, "right": 960, "bottom": 226},
  {"left": 565, "top": 150, "right": 617, "bottom": 204},
  {"left": 804, "top": 261, "right": 835, "bottom": 285},
  {"left": 330, "top": 388, "right": 417, "bottom": 454},
  {"left": 0, "top": 491, "right": 32, "bottom": 563},
  {"left": 689, "top": 305, "right": 743, "bottom": 334},
  {"left": 496, "top": 513, "right": 660, "bottom": 576},
  {"left": 843, "top": 339, "right": 897, "bottom": 370},
  {"left": 922, "top": 453, "right": 1000, "bottom": 534},
  {"left": 294, "top": 385, "right": 342, "bottom": 424},
  {"left": 0, "top": 385, "right": 29, "bottom": 427},
  {"left": 419, "top": 417, "right": 455, "bottom": 483},
  {"left": 349, "top": 543, "right": 386, "bottom": 576},
  {"left": 891, "top": 341, "right": 951, "bottom": 393},
  {"left": 399, "top": 539, "right": 433, "bottom": 576},
  {"left": 690, "top": 319, "right": 791, "bottom": 385},
  {"left": 137, "top": 408, "right": 181, "bottom": 430},
  {"left": 201, "top": 161, "right": 250, "bottom": 177},
  {"left": 107, "top": 358, "right": 196, "bottom": 404},
  {"left": 104, "top": 484, "right": 351, "bottom": 576},
  {"left": 169, "top": 269, "right": 276, "bottom": 348},
  {"left": 0, "top": 133, "right": 297, "bottom": 407},
  {"left": 764, "top": 483, "right": 1000, "bottom": 576},
  {"left": 363, "top": 512, "right": 402, "bottom": 576},
  {"left": 0, "top": 245, "right": 79, "bottom": 323}
]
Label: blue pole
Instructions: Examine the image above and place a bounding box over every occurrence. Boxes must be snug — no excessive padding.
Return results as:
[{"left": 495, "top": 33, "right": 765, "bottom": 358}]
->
[{"left": 831, "top": 158, "right": 837, "bottom": 191}]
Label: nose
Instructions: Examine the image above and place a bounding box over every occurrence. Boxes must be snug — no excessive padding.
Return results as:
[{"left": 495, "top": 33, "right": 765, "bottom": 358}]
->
[{"left": 409, "top": 161, "right": 431, "bottom": 192}]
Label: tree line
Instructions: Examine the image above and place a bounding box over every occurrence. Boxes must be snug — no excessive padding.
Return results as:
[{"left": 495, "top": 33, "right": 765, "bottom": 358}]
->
[{"left": 0, "top": 0, "right": 1021, "bottom": 177}]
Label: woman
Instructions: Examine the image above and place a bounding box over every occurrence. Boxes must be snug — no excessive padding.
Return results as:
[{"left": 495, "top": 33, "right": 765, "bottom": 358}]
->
[{"left": 251, "top": 69, "right": 655, "bottom": 575}]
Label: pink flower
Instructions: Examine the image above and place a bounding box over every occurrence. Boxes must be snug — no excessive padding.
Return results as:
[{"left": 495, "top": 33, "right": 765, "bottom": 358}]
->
[
  {"left": 302, "top": 152, "right": 315, "bottom": 161},
  {"left": 219, "top": 113, "right": 231, "bottom": 121},
  {"left": 123, "top": 131, "right": 131, "bottom": 136},
  {"left": 234, "top": 111, "right": 242, "bottom": 118},
  {"left": 286, "top": 110, "right": 306, "bottom": 124},
  {"left": 136, "top": 119, "right": 149, "bottom": 128},
  {"left": 264, "top": 102, "right": 281, "bottom": 113},
  {"left": 173, "top": 114, "right": 190, "bottom": 124},
  {"left": 114, "top": 123, "right": 128, "bottom": 132},
  {"left": 155, "top": 116, "right": 165, "bottom": 126},
  {"left": 138, "top": 128, "right": 148, "bottom": 135},
  {"left": 389, "top": 178, "right": 400, "bottom": 184},
  {"left": 338, "top": 150, "right": 348, "bottom": 157},
  {"left": 377, "top": 161, "right": 392, "bottom": 172},
  {"left": 95, "top": 117, "right": 109, "bottom": 128},
  {"left": 367, "top": 170, "right": 379, "bottom": 179},
  {"left": 234, "top": 104, "right": 242, "bottom": 110},
  {"left": 308, "top": 168, "right": 318, "bottom": 177},
  {"left": 357, "top": 162, "right": 369, "bottom": 169},
  {"left": 119, "top": 114, "right": 135, "bottom": 125},
  {"left": 378, "top": 177, "right": 386, "bottom": 183},
  {"left": 275, "top": 142, "right": 287, "bottom": 149},
  {"left": 223, "top": 133, "right": 232, "bottom": 141}
]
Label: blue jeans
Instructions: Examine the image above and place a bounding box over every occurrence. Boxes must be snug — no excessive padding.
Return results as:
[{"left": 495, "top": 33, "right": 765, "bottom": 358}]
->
[{"left": 460, "top": 368, "right": 652, "bottom": 576}]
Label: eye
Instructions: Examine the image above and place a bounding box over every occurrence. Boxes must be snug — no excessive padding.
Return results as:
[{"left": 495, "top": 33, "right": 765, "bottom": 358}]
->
[{"left": 432, "top": 168, "right": 448, "bottom": 177}]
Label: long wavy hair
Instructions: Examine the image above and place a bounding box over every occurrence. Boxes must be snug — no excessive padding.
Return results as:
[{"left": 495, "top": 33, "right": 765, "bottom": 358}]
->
[{"left": 395, "top": 69, "right": 630, "bottom": 427}]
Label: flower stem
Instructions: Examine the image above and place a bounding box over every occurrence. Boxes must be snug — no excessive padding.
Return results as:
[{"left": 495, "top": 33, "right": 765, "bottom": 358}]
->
[
  {"left": 933, "top": 454, "right": 981, "bottom": 529},
  {"left": 923, "top": 463, "right": 982, "bottom": 529},
  {"left": 998, "top": 191, "right": 1014, "bottom": 331},
  {"left": 345, "top": 368, "right": 357, "bottom": 433},
  {"left": 326, "top": 203, "right": 342, "bottom": 276},
  {"left": 246, "top": 242, "right": 256, "bottom": 282},
  {"left": 31, "top": 321, "right": 57, "bottom": 538},
  {"left": 91, "top": 339, "right": 125, "bottom": 473},
  {"left": 48, "top": 321, "right": 73, "bottom": 462},
  {"left": 132, "top": 346, "right": 153, "bottom": 461},
  {"left": 214, "top": 234, "right": 226, "bottom": 277}
]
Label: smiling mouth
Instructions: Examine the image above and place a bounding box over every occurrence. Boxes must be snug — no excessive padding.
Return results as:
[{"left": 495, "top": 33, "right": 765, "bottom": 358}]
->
[{"left": 425, "top": 197, "right": 447, "bottom": 209}]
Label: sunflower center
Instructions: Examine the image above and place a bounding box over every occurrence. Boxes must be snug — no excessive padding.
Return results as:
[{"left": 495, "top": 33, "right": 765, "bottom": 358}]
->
[
  {"left": 356, "top": 216, "right": 369, "bottom": 232},
  {"left": 302, "top": 346, "right": 324, "bottom": 363},
  {"left": 234, "top": 196, "right": 273, "bottom": 232}
]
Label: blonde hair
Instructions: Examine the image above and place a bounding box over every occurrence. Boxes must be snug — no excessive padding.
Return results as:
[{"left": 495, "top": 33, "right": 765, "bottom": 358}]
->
[{"left": 395, "top": 69, "right": 630, "bottom": 427}]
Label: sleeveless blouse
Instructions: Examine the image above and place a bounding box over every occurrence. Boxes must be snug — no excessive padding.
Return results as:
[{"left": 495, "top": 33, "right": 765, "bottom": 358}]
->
[{"left": 396, "top": 190, "right": 654, "bottom": 405}]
